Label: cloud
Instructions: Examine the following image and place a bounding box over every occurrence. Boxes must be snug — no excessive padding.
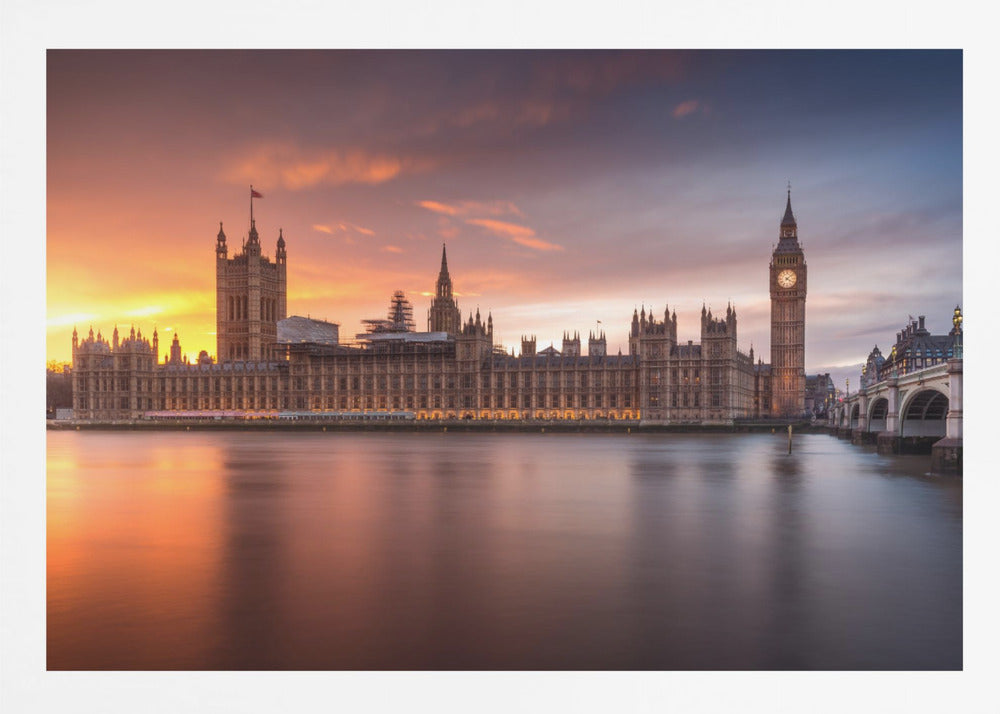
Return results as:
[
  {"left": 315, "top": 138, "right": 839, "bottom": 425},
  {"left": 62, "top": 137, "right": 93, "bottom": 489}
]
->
[
  {"left": 380, "top": 245, "right": 404, "bottom": 254},
  {"left": 452, "top": 102, "right": 501, "bottom": 128},
  {"left": 534, "top": 52, "right": 688, "bottom": 96},
  {"left": 224, "top": 143, "right": 433, "bottom": 190},
  {"left": 672, "top": 99, "right": 705, "bottom": 118},
  {"left": 47, "top": 312, "right": 100, "bottom": 328},
  {"left": 466, "top": 218, "right": 564, "bottom": 252},
  {"left": 515, "top": 101, "right": 556, "bottom": 127},
  {"left": 313, "top": 222, "right": 376, "bottom": 236},
  {"left": 437, "top": 217, "right": 461, "bottom": 239},
  {"left": 418, "top": 200, "right": 460, "bottom": 216},
  {"left": 417, "top": 199, "right": 523, "bottom": 218}
]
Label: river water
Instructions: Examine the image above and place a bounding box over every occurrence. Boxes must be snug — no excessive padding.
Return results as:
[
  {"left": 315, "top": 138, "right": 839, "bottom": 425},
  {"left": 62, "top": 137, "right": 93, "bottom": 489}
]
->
[{"left": 46, "top": 430, "right": 962, "bottom": 670}]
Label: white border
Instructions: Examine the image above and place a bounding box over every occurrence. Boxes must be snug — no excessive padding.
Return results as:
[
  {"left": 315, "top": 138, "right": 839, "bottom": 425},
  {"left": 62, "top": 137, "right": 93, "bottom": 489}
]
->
[{"left": 3, "top": 1, "right": 995, "bottom": 712}]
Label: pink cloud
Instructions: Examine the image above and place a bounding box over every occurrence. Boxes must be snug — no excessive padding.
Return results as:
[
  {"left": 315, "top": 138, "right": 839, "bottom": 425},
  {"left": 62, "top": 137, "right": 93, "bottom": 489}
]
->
[
  {"left": 438, "top": 217, "right": 461, "bottom": 240},
  {"left": 380, "top": 245, "right": 404, "bottom": 254},
  {"left": 672, "top": 99, "right": 704, "bottom": 118},
  {"left": 465, "top": 218, "right": 564, "bottom": 252},
  {"left": 418, "top": 200, "right": 461, "bottom": 216},
  {"left": 224, "top": 143, "right": 433, "bottom": 190},
  {"left": 417, "top": 199, "right": 524, "bottom": 218},
  {"left": 313, "top": 222, "right": 376, "bottom": 236}
]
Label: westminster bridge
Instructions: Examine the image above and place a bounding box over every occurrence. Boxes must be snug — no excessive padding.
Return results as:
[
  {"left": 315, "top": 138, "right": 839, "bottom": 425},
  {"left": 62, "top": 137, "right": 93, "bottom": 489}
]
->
[{"left": 829, "top": 357, "right": 962, "bottom": 474}]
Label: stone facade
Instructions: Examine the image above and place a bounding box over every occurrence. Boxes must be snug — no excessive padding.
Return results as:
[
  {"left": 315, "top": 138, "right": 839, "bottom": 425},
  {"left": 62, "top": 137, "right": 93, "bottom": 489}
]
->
[
  {"left": 71, "top": 194, "right": 814, "bottom": 423},
  {"left": 769, "top": 190, "right": 807, "bottom": 417},
  {"left": 215, "top": 219, "right": 287, "bottom": 362}
]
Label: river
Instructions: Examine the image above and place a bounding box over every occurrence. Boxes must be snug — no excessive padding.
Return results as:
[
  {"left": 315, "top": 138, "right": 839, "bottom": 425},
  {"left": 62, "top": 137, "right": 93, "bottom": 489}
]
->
[{"left": 46, "top": 430, "right": 962, "bottom": 669}]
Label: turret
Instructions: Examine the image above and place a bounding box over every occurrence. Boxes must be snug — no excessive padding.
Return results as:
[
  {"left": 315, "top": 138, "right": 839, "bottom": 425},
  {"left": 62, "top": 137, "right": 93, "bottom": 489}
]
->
[
  {"left": 562, "top": 331, "right": 581, "bottom": 357},
  {"left": 276, "top": 228, "right": 286, "bottom": 264},
  {"left": 245, "top": 219, "right": 261, "bottom": 256},
  {"left": 170, "top": 333, "right": 182, "bottom": 364},
  {"left": 216, "top": 221, "right": 227, "bottom": 258},
  {"left": 588, "top": 330, "right": 607, "bottom": 357}
]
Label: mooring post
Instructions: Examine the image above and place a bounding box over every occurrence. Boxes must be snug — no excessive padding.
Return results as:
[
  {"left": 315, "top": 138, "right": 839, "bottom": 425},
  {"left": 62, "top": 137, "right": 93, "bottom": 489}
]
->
[{"left": 788, "top": 424, "right": 792, "bottom": 454}]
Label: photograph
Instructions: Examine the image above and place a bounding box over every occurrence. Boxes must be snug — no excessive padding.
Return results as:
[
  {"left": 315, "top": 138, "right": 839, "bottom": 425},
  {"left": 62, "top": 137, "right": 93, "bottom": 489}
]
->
[{"left": 43, "top": 49, "right": 963, "bottom": 672}]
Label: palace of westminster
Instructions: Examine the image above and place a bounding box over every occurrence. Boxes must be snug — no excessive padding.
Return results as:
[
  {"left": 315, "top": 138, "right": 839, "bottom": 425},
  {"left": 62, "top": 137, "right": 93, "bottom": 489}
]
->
[{"left": 70, "top": 192, "right": 814, "bottom": 423}]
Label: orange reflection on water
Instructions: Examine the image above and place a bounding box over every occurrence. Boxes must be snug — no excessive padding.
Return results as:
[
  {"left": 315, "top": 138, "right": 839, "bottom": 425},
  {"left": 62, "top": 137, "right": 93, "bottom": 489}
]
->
[{"left": 47, "top": 434, "right": 226, "bottom": 669}]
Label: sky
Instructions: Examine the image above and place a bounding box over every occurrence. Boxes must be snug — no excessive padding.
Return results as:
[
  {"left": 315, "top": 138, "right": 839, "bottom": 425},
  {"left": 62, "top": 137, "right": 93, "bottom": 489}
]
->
[{"left": 46, "top": 50, "right": 962, "bottom": 384}]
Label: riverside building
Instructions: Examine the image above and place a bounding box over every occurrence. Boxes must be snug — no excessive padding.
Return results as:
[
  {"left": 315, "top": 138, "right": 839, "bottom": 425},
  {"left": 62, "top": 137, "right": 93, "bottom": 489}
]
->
[{"left": 70, "top": 193, "right": 810, "bottom": 423}]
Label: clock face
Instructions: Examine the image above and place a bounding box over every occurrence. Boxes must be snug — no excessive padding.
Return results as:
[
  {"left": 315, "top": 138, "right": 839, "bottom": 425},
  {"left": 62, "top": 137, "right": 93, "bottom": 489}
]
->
[{"left": 777, "top": 269, "right": 797, "bottom": 288}]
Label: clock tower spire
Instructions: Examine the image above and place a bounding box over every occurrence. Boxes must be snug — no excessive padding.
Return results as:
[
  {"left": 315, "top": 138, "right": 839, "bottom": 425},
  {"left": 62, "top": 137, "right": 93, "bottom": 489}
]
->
[{"left": 769, "top": 187, "right": 807, "bottom": 418}]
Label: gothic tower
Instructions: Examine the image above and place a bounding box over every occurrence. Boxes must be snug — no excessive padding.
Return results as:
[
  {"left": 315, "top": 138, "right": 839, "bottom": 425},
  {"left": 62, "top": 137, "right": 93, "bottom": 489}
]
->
[
  {"left": 769, "top": 188, "right": 807, "bottom": 417},
  {"left": 428, "top": 244, "right": 462, "bottom": 335},
  {"left": 216, "top": 214, "right": 287, "bottom": 363}
]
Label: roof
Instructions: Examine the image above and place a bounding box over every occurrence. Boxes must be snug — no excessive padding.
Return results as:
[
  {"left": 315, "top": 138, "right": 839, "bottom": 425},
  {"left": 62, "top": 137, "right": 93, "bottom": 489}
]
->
[
  {"left": 781, "top": 190, "right": 797, "bottom": 226},
  {"left": 278, "top": 316, "right": 340, "bottom": 345},
  {"left": 361, "top": 331, "right": 451, "bottom": 343}
]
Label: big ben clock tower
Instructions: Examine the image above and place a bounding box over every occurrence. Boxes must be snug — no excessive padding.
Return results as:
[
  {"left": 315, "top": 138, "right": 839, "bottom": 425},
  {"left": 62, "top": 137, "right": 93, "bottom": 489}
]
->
[{"left": 769, "top": 188, "right": 807, "bottom": 417}]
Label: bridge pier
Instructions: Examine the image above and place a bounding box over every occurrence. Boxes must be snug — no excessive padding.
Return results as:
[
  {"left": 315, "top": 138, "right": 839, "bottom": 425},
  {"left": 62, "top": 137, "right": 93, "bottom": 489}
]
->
[
  {"left": 851, "top": 429, "right": 876, "bottom": 445},
  {"left": 856, "top": 393, "right": 869, "bottom": 438},
  {"left": 931, "top": 359, "right": 963, "bottom": 475},
  {"left": 876, "top": 431, "right": 900, "bottom": 455},
  {"left": 931, "top": 438, "right": 962, "bottom": 474}
]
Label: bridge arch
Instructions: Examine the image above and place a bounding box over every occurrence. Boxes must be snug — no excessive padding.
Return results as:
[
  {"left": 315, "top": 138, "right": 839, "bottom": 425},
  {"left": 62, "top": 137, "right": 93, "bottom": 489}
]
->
[
  {"left": 867, "top": 397, "right": 888, "bottom": 433},
  {"left": 849, "top": 403, "right": 860, "bottom": 429},
  {"left": 899, "top": 387, "right": 948, "bottom": 438}
]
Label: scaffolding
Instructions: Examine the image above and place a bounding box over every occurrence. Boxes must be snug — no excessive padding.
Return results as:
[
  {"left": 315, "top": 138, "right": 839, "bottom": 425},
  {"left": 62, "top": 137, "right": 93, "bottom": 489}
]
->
[{"left": 362, "top": 290, "right": 416, "bottom": 334}]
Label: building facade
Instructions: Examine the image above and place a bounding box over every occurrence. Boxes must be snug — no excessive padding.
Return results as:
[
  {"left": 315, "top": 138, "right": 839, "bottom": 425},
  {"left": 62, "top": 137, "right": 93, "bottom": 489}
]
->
[
  {"left": 861, "top": 310, "right": 962, "bottom": 385},
  {"left": 769, "top": 189, "right": 807, "bottom": 417},
  {"left": 72, "top": 194, "right": 815, "bottom": 423},
  {"left": 215, "top": 218, "right": 287, "bottom": 362}
]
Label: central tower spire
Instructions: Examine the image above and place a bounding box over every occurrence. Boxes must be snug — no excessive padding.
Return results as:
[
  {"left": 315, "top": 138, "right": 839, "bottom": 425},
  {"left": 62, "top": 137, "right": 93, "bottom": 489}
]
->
[
  {"left": 436, "top": 243, "right": 453, "bottom": 298},
  {"left": 429, "top": 243, "right": 461, "bottom": 334}
]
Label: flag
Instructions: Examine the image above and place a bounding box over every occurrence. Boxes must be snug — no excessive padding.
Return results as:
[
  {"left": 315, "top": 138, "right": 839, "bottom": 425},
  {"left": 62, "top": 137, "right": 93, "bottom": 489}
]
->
[{"left": 251, "top": 188, "right": 263, "bottom": 198}]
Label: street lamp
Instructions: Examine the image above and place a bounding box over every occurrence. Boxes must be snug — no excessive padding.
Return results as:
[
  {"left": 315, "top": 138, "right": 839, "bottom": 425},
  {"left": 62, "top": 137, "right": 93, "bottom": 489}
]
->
[{"left": 952, "top": 305, "right": 963, "bottom": 359}]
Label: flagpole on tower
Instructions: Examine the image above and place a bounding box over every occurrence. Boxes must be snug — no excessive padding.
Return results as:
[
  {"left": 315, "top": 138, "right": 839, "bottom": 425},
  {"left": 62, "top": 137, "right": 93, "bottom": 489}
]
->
[{"left": 249, "top": 185, "right": 263, "bottom": 227}]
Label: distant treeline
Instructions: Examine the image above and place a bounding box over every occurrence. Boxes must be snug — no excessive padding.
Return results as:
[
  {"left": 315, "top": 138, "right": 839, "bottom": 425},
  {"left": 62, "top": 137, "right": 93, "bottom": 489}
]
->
[{"left": 47, "top": 362, "right": 72, "bottom": 415}]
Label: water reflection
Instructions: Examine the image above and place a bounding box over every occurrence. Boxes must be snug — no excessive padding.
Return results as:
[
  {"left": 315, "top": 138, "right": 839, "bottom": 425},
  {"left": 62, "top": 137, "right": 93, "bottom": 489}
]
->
[{"left": 47, "top": 431, "right": 961, "bottom": 670}]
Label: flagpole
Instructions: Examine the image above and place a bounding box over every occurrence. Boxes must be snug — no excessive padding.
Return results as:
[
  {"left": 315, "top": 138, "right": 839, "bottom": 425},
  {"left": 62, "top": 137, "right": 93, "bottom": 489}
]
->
[{"left": 250, "top": 185, "right": 254, "bottom": 225}]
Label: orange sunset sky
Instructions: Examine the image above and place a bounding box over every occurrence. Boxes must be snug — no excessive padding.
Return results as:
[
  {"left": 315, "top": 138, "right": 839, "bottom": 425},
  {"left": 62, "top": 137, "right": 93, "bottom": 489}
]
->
[{"left": 47, "top": 51, "right": 962, "bottom": 384}]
